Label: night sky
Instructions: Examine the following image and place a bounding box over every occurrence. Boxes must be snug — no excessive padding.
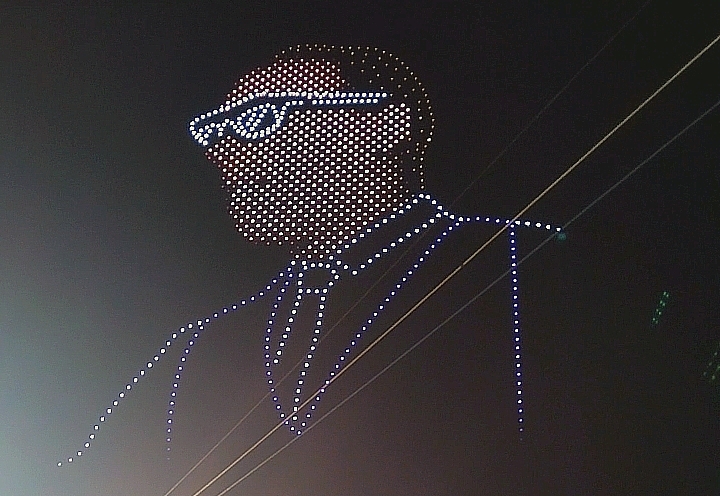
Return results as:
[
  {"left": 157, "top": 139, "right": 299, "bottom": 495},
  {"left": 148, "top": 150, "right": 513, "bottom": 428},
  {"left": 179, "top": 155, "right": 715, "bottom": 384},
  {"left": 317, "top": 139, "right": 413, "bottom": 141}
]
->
[{"left": 1, "top": 2, "right": 720, "bottom": 495}]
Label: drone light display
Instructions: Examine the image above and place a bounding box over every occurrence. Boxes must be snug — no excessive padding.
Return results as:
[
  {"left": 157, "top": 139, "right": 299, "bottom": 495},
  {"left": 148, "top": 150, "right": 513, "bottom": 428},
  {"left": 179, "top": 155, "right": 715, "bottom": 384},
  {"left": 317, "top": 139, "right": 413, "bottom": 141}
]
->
[
  {"left": 59, "top": 45, "right": 561, "bottom": 466},
  {"left": 703, "top": 340, "right": 720, "bottom": 386},
  {"left": 650, "top": 290, "right": 671, "bottom": 328}
]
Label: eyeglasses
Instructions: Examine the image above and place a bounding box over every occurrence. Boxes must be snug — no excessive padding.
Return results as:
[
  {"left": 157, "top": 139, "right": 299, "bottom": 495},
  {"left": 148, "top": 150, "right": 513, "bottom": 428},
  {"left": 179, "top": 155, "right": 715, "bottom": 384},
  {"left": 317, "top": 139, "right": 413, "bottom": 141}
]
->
[{"left": 189, "top": 91, "right": 388, "bottom": 146}]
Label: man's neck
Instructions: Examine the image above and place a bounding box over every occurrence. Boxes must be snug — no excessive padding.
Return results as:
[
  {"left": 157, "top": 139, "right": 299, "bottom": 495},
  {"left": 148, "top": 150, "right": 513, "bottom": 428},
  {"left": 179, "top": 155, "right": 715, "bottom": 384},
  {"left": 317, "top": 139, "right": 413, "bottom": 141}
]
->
[{"left": 325, "top": 193, "right": 453, "bottom": 272}]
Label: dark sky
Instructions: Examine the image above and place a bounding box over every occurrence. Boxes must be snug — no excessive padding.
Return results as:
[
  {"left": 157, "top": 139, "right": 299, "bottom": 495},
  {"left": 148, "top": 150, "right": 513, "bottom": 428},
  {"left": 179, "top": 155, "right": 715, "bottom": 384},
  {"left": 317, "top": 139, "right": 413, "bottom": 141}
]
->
[{"left": 1, "top": 1, "right": 719, "bottom": 495}]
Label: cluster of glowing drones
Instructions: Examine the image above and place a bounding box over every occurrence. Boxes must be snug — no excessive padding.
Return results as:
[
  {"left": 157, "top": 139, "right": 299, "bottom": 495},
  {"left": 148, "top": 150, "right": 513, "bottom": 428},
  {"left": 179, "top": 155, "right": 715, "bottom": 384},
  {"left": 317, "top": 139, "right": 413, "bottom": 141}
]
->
[
  {"left": 703, "top": 338, "right": 720, "bottom": 387},
  {"left": 650, "top": 290, "right": 671, "bottom": 328},
  {"left": 58, "top": 192, "right": 560, "bottom": 465},
  {"left": 206, "top": 101, "right": 412, "bottom": 254},
  {"left": 59, "top": 45, "right": 559, "bottom": 467}
]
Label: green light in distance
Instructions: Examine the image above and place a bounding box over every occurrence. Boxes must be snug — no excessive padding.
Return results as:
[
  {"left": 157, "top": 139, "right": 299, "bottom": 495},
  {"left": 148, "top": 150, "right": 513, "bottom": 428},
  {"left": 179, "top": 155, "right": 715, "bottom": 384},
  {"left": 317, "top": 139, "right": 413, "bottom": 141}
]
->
[{"left": 650, "top": 291, "right": 670, "bottom": 328}]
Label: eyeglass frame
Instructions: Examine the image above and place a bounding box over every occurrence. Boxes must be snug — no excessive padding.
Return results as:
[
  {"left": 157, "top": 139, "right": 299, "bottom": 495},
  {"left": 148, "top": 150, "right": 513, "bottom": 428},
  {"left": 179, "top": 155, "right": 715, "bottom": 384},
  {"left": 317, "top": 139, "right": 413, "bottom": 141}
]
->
[{"left": 189, "top": 91, "right": 389, "bottom": 146}]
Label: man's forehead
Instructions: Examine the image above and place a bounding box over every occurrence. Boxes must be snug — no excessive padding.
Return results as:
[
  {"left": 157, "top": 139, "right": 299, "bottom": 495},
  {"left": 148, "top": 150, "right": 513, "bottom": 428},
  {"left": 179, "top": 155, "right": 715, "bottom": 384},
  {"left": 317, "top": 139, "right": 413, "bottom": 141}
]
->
[{"left": 226, "top": 59, "right": 345, "bottom": 105}]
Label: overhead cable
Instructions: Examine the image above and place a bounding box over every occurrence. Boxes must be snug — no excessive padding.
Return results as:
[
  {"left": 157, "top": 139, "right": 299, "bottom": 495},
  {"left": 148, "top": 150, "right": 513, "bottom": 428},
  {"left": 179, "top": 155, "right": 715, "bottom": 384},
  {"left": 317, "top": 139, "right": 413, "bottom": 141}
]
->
[
  {"left": 184, "top": 30, "right": 720, "bottom": 496},
  {"left": 213, "top": 92, "right": 720, "bottom": 496}
]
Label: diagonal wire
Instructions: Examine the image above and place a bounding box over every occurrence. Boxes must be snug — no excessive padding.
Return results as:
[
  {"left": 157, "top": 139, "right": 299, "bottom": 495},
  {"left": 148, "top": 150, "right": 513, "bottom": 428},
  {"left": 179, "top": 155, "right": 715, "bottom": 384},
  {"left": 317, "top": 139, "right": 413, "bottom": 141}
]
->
[
  {"left": 161, "top": 242, "right": 419, "bottom": 496},
  {"left": 184, "top": 30, "right": 720, "bottom": 496},
  {"left": 161, "top": 7, "right": 652, "bottom": 493},
  {"left": 213, "top": 92, "right": 720, "bottom": 496},
  {"left": 451, "top": 0, "right": 653, "bottom": 206}
]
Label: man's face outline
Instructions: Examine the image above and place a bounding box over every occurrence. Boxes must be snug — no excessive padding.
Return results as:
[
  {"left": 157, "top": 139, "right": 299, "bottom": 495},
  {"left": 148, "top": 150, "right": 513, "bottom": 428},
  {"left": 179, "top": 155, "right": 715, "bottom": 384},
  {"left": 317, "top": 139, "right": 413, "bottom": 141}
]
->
[{"left": 191, "top": 47, "right": 433, "bottom": 258}]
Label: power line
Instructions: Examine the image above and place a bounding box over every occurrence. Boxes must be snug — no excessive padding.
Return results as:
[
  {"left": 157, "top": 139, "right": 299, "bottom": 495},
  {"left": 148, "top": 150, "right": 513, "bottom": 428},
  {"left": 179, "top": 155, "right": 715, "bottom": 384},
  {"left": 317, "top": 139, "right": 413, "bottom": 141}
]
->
[
  {"left": 161, "top": 233, "right": 422, "bottom": 496},
  {"left": 212, "top": 92, "right": 720, "bottom": 496},
  {"left": 183, "top": 30, "right": 720, "bottom": 496},
  {"left": 451, "top": 0, "right": 653, "bottom": 206},
  {"left": 163, "top": 5, "right": 650, "bottom": 490},
  {"left": 163, "top": 5, "right": 653, "bottom": 488}
]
